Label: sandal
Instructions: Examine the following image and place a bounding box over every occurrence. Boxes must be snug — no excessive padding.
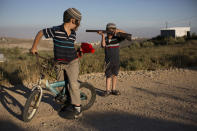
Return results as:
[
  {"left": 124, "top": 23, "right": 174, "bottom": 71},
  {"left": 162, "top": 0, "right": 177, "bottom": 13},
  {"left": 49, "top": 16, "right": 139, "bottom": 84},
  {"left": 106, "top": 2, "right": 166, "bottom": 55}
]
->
[
  {"left": 102, "top": 90, "right": 111, "bottom": 97},
  {"left": 111, "top": 90, "right": 121, "bottom": 95}
]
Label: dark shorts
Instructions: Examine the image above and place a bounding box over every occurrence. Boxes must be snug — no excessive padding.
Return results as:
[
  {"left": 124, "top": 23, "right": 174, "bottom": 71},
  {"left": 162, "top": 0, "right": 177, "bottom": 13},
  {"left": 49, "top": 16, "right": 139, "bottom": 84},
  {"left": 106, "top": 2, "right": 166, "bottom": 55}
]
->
[{"left": 105, "top": 62, "right": 120, "bottom": 78}]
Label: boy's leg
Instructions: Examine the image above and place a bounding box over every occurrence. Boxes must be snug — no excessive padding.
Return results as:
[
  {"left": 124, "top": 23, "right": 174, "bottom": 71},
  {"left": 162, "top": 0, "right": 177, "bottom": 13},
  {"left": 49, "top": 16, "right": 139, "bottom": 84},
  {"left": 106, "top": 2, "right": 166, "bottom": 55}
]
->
[
  {"left": 112, "top": 64, "right": 119, "bottom": 91},
  {"left": 55, "top": 64, "right": 65, "bottom": 81},
  {"left": 65, "top": 59, "right": 80, "bottom": 106},
  {"left": 112, "top": 75, "right": 117, "bottom": 90},
  {"left": 104, "top": 62, "right": 113, "bottom": 96},
  {"left": 54, "top": 64, "right": 68, "bottom": 104},
  {"left": 55, "top": 64, "right": 66, "bottom": 92},
  {"left": 60, "top": 59, "right": 82, "bottom": 119},
  {"left": 106, "top": 77, "right": 111, "bottom": 92},
  {"left": 102, "top": 77, "right": 111, "bottom": 97},
  {"left": 111, "top": 64, "right": 121, "bottom": 95}
]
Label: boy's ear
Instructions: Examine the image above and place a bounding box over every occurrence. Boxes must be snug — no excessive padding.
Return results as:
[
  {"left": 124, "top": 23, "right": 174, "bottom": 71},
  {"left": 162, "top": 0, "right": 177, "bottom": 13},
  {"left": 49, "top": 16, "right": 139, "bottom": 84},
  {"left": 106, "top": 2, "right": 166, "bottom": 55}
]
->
[{"left": 70, "top": 18, "right": 75, "bottom": 24}]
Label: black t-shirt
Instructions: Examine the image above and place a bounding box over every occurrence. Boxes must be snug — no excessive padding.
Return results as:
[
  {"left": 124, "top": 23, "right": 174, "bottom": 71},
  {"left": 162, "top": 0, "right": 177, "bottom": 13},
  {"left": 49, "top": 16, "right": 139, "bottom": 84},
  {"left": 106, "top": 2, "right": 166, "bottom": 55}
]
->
[{"left": 105, "top": 36, "right": 125, "bottom": 64}]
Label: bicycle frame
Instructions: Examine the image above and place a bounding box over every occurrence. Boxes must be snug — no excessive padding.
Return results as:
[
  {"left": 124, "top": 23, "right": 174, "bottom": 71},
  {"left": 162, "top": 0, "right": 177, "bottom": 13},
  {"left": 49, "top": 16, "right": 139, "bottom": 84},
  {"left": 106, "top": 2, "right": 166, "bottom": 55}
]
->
[
  {"left": 32, "top": 75, "right": 69, "bottom": 96},
  {"left": 33, "top": 53, "right": 70, "bottom": 97},
  {"left": 32, "top": 53, "right": 88, "bottom": 102},
  {"left": 32, "top": 73, "right": 88, "bottom": 99},
  {"left": 47, "top": 80, "right": 66, "bottom": 95}
]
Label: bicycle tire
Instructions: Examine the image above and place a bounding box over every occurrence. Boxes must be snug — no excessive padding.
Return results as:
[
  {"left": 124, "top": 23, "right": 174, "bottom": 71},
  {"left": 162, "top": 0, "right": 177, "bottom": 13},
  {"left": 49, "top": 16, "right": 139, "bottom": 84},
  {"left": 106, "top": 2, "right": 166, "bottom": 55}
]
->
[
  {"left": 80, "top": 82, "right": 96, "bottom": 111},
  {"left": 23, "top": 89, "right": 41, "bottom": 122}
]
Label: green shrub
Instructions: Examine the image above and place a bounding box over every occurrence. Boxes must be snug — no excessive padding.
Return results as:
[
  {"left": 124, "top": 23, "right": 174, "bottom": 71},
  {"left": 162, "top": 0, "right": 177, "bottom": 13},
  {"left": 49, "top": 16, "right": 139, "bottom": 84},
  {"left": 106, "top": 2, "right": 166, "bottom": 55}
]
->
[
  {"left": 141, "top": 41, "right": 154, "bottom": 47},
  {"left": 131, "top": 41, "right": 141, "bottom": 48},
  {"left": 128, "top": 41, "right": 141, "bottom": 48},
  {"left": 176, "top": 37, "right": 185, "bottom": 44},
  {"left": 151, "top": 36, "right": 186, "bottom": 45},
  {"left": 164, "top": 37, "right": 176, "bottom": 45},
  {"left": 191, "top": 32, "right": 196, "bottom": 37}
]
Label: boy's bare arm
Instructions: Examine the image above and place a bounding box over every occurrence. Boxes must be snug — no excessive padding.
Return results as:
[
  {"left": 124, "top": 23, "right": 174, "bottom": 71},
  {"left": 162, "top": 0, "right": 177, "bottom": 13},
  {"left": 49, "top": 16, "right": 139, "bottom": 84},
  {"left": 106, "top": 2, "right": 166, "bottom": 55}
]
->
[
  {"left": 98, "top": 31, "right": 106, "bottom": 47},
  {"left": 30, "top": 30, "right": 43, "bottom": 54},
  {"left": 115, "top": 29, "right": 131, "bottom": 41},
  {"left": 116, "top": 29, "right": 126, "bottom": 33}
]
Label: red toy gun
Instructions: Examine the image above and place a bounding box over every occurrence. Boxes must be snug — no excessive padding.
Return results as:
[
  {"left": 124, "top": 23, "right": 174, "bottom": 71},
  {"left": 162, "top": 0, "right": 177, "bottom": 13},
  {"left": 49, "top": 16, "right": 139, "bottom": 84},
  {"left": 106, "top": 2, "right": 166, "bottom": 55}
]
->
[{"left": 77, "top": 43, "right": 95, "bottom": 57}]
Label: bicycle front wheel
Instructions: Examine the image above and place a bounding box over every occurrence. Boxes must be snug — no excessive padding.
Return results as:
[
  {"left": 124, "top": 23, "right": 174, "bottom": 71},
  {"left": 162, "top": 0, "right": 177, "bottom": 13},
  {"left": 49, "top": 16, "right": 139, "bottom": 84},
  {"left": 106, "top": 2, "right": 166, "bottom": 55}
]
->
[
  {"left": 80, "top": 82, "right": 96, "bottom": 111},
  {"left": 23, "top": 89, "right": 41, "bottom": 122}
]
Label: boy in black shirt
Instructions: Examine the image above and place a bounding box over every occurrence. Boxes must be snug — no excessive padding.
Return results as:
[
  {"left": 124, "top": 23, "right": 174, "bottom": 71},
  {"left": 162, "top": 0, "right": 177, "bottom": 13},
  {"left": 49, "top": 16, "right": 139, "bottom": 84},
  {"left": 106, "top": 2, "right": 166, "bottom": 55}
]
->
[
  {"left": 98, "top": 23, "right": 127, "bottom": 96},
  {"left": 30, "top": 8, "right": 82, "bottom": 119}
]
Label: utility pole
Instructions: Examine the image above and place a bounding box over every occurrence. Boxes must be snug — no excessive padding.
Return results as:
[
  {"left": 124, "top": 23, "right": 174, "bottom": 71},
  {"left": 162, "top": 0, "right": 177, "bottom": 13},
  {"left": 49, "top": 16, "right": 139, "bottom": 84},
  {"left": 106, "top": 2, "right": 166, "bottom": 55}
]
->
[{"left": 165, "top": 21, "right": 168, "bottom": 29}]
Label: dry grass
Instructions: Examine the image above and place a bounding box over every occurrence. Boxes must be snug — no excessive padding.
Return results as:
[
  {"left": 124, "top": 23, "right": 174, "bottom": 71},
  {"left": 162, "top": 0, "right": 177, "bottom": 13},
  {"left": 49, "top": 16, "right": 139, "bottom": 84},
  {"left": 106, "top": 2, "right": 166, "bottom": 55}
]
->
[{"left": 0, "top": 39, "right": 197, "bottom": 85}]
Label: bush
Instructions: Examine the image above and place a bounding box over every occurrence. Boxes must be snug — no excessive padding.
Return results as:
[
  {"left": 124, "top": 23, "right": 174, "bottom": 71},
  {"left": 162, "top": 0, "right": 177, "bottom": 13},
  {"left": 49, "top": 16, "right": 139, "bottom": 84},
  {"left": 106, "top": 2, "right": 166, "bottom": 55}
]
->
[
  {"left": 150, "top": 36, "right": 186, "bottom": 45},
  {"left": 141, "top": 41, "right": 154, "bottom": 47},
  {"left": 151, "top": 35, "right": 165, "bottom": 45},
  {"left": 164, "top": 37, "right": 176, "bottom": 45},
  {"left": 190, "top": 33, "right": 197, "bottom": 40},
  {"left": 176, "top": 37, "right": 185, "bottom": 44},
  {"left": 192, "top": 32, "right": 196, "bottom": 37},
  {"left": 129, "top": 41, "right": 141, "bottom": 48}
]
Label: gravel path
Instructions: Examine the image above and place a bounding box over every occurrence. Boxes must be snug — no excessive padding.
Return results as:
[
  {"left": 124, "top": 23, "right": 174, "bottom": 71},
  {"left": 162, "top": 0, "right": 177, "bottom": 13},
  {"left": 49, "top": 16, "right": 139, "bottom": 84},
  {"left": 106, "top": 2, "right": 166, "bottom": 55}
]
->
[{"left": 0, "top": 68, "right": 197, "bottom": 131}]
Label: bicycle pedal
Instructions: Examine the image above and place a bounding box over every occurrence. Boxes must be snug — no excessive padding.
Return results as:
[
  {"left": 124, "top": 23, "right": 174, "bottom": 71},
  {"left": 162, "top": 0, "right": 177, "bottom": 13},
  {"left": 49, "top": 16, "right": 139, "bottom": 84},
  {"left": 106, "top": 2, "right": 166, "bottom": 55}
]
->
[
  {"left": 54, "top": 99, "right": 64, "bottom": 104},
  {"left": 54, "top": 95, "right": 67, "bottom": 104}
]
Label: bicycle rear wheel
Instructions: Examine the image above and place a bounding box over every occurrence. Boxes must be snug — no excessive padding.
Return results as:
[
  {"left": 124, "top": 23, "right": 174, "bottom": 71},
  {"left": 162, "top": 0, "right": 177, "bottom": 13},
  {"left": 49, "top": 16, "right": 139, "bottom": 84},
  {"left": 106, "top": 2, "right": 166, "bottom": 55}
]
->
[
  {"left": 80, "top": 82, "right": 96, "bottom": 111},
  {"left": 23, "top": 89, "right": 41, "bottom": 122}
]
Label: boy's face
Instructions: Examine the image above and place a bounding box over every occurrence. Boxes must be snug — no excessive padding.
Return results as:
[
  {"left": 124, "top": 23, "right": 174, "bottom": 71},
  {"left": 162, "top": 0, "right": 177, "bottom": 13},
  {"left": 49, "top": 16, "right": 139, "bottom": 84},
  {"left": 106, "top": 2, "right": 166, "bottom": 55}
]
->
[
  {"left": 107, "top": 28, "right": 116, "bottom": 38},
  {"left": 71, "top": 19, "right": 80, "bottom": 31},
  {"left": 108, "top": 28, "right": 116, "bottom": 32}
]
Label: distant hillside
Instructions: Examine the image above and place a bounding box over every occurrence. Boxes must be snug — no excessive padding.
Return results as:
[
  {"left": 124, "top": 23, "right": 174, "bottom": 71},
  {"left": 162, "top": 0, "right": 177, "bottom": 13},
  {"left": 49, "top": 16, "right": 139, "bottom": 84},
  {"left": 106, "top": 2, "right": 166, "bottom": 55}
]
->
[{"left": 0, "top": 37, "right": 53, "bottom": 51}]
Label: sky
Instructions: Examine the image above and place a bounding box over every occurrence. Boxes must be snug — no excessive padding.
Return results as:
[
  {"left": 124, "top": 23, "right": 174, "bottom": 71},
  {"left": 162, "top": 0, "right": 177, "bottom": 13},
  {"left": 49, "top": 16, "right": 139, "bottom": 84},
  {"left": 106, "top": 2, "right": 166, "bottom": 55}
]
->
[{"left": 0, "top": 0, "right": 197, "bottom": 42}]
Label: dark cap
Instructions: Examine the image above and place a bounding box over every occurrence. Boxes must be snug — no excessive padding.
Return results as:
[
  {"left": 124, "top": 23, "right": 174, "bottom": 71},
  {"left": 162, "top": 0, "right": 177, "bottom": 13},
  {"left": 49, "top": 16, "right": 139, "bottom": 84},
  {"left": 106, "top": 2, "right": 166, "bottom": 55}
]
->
[
  {"left": 64, "top": 8, "right": 82, "bottom": 22},
  {"left": 106, "top": 23, "right": 116, "bottom": 30}
]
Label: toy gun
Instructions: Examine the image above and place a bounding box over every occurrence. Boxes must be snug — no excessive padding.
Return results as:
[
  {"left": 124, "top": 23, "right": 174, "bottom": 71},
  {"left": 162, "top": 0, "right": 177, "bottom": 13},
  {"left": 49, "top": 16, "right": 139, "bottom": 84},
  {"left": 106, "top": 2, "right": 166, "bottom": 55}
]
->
[
  {"left": 86, "top": 30, "right": 132, "bottom": 41},
  {"left": 77, "top": 43, "right": 95, "bottom": 57}
]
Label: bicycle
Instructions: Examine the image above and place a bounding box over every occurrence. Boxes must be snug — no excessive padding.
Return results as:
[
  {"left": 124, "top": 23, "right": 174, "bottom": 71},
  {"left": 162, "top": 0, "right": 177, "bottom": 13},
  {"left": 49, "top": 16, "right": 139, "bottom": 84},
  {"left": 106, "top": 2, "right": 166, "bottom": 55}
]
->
[{"left": 23, "top": 46, "right": 96, "bottom": 122}]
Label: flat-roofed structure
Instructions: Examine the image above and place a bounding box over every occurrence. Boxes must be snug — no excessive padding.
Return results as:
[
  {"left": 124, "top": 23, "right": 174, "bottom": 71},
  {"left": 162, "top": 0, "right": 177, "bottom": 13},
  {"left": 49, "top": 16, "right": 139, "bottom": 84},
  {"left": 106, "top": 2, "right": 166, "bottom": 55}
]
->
[{"left": 161, "top": 27, "right": 190, "bottom": 37}]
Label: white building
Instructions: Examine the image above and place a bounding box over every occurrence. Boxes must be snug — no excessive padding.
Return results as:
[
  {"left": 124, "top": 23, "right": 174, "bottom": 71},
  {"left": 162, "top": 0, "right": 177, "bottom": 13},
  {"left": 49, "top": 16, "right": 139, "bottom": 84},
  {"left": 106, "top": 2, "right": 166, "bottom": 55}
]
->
[{"left": 161, "top": 27, "right": 190, "bottom": 38}]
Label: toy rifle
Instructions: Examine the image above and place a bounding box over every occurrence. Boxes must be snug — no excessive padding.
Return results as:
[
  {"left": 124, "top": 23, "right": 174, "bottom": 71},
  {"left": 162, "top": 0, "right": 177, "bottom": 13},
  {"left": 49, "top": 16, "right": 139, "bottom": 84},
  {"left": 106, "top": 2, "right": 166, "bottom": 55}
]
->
[
  {"left": 77, "top": 43, "right": 95, "bottom": 57},
  {"left": 86, "top": 30, "right": 132, "bottom": 41}
]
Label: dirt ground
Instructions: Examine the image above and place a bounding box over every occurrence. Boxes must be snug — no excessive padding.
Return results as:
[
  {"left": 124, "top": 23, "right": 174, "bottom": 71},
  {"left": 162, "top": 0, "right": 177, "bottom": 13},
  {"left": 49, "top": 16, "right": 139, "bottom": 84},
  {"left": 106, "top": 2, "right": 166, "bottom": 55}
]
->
[{"left": 0, "top": 68, "right": 197, "bottom": 131}]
